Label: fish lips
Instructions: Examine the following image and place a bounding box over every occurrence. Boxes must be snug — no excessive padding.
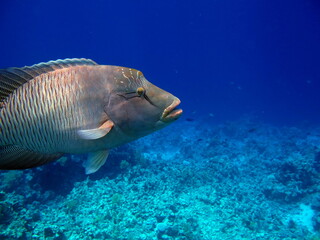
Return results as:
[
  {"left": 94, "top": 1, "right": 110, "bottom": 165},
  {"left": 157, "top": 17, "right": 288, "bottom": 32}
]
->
[{"left": 161, "top": 98, "right": 183, "bottom": 122}]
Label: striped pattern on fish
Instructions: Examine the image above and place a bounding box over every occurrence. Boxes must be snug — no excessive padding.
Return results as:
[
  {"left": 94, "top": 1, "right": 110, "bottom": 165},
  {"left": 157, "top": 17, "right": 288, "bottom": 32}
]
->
[{"left": 2, "top": 67, "right": 97, "bottom": 153}]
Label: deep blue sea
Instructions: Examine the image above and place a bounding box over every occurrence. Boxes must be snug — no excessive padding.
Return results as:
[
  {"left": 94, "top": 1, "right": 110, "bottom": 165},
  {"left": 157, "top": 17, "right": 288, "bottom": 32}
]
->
[{"left": 1, "top": 0, "right": 320, "bottom": 239}]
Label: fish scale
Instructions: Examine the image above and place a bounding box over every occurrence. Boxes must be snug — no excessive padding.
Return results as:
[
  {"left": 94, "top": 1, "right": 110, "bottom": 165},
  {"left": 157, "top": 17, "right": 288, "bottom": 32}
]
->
[
  {"left": 3, "top": 71, "right": 61, "bottom": 151},
  {"left": 2, "top": 67, "right": 94, "bottom": 153}
]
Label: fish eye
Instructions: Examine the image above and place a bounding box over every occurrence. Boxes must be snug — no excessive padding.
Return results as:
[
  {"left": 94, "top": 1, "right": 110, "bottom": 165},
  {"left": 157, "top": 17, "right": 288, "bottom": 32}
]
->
[{"left": 136, "top": 87, "right": 145, "bottom": 96}]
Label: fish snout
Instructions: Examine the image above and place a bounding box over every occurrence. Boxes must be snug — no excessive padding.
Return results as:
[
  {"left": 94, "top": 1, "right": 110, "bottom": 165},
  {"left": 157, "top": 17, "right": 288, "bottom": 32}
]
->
[{"left": 161, "top": 97, "right": 183, "bottom": 122}]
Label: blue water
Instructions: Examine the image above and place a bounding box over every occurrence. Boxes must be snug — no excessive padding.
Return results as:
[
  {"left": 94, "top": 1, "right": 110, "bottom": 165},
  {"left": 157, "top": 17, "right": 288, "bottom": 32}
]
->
[
  {"left": 1, "top": 0, "right": 320, "bottom": 239},
  {"left": 2, "top": 0, "right": 320, "bottom": 124}
]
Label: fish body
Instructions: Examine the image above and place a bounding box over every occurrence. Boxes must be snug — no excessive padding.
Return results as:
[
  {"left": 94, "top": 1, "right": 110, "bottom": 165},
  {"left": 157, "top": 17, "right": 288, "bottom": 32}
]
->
[{"left": 0, "top": 59, "right": 182, "bottom": 173}]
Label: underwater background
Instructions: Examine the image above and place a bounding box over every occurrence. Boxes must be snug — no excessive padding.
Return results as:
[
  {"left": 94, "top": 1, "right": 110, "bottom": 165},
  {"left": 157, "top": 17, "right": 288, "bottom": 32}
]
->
[{"left": 1, "top": 0, "right": 320, "bottom": 239}]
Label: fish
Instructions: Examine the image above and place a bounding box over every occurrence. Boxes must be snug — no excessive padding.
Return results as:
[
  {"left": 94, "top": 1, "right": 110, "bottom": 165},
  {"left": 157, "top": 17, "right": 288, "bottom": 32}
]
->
[{"left": 0, "top": 58, "right": 182, "bottom": 174}]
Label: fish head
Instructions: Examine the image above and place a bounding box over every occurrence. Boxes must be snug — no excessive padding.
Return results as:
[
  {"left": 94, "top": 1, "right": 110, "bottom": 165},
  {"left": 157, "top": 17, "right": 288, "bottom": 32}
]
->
[{"left": 105, "top": 67, "right": 182, "bottom": 138}]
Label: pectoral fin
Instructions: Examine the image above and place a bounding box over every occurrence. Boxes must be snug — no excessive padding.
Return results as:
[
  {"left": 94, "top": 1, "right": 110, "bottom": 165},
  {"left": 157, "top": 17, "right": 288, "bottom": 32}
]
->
[
  {"left": 77, "top": 120, "right": 114, "bottom": 140},
  {"left": 83, "top": 150, "right": 109, "bottom": 174}
]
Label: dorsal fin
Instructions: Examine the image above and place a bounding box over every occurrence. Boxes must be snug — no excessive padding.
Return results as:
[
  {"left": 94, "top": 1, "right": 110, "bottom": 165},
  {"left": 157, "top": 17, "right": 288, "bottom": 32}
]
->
[{"left": 0, "top": 58, "right": 97, "bottom": 108}]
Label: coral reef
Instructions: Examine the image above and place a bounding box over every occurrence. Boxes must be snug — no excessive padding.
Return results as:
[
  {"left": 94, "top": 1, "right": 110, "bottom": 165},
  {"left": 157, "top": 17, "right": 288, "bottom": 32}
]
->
[{"left": 0, "top": 117, "right": 320, "bottom": 239}]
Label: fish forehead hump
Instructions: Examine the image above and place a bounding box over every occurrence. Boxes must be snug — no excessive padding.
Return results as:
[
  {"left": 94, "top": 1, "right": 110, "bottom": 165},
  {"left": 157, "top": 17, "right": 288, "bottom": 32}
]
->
[{"left": 110, "top": 66, "right": 146, "bottom": 89}]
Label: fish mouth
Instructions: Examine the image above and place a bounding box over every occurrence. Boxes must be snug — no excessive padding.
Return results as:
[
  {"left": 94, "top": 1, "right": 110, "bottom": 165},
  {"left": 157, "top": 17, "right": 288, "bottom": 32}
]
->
[{"left": 161, "top": 98, "right": 183, "bottom": 122}]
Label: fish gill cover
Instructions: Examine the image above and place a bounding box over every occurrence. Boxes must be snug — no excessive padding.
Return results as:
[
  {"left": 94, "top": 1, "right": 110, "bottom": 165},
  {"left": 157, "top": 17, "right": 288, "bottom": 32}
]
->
[{"left": 0, "top": 0, "right": 320, "bottom": 239}]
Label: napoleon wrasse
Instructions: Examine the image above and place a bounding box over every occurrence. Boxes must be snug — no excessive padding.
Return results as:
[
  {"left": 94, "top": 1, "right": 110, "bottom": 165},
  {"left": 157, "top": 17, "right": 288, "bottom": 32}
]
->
[{"left": 0, "top": 59, "right": 182, "bottom": 174}]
